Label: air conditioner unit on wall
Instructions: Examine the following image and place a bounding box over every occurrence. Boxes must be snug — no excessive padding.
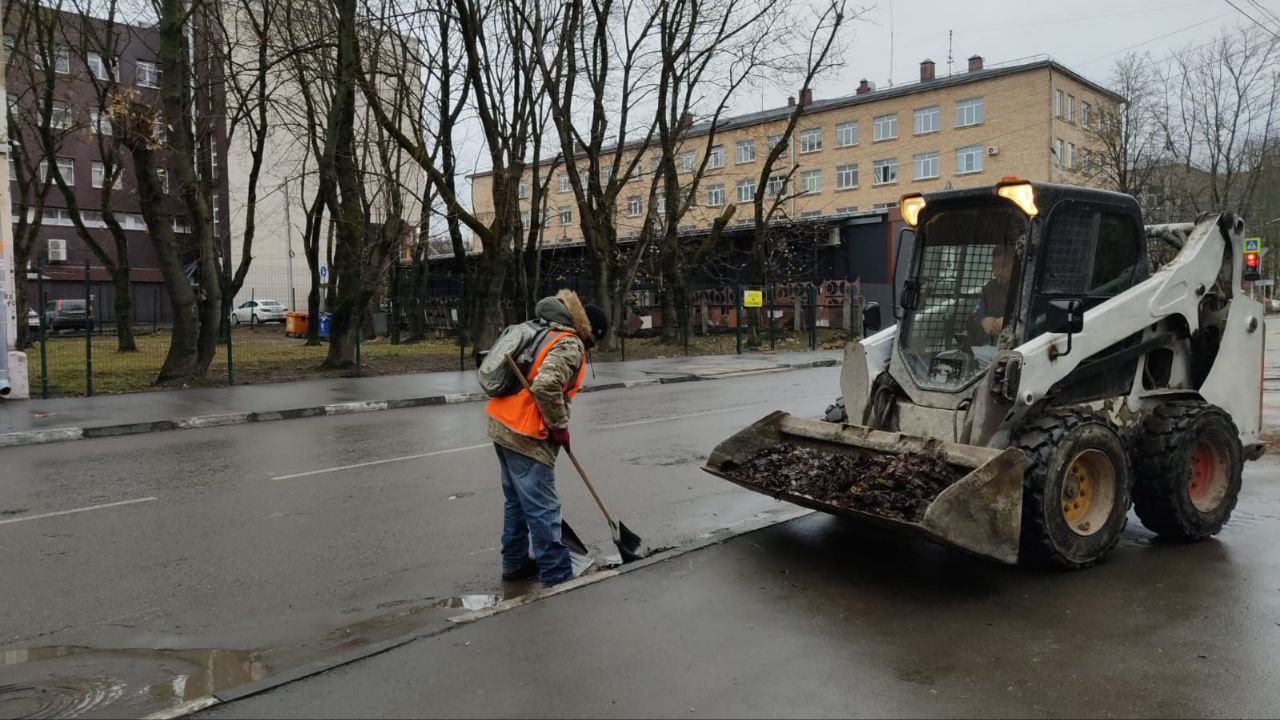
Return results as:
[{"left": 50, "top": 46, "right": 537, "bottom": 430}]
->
[
  {"left": 48, "top": 238, "right": 68, "bottom": 262},
  {"left": 987, "top": 146, "right": 1000, "bottom": 156}
]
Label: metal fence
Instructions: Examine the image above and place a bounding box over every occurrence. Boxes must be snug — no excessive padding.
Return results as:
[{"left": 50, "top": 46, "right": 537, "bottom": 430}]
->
[{"left": 24, "top": 262, "right": 866, "bottom": 398}]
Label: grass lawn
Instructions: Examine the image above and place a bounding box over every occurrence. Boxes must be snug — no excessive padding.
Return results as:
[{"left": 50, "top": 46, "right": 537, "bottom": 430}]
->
[{"left": 27, "top": 324, "right": 848, "bottom": 397}]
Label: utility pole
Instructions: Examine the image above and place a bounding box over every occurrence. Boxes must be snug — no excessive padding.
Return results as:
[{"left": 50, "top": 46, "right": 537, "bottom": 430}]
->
[{"left": 0, "top": 33, "right": 28, "bottom": 399}]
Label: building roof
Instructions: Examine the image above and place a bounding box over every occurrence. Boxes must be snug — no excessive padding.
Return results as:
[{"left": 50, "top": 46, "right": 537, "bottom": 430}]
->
[{"left": 469, "top": 57, "right": 1123, "bottom": 179}]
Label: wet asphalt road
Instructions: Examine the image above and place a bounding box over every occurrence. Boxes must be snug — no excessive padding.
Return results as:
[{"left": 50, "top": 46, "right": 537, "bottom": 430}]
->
[{"left": 0, "top": 367, "right": 835, "bottom": 717}]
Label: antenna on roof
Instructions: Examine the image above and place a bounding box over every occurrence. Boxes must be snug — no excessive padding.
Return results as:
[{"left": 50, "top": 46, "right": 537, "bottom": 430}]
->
[
  {"left": 888, "top": 0, "right": 895, "bottom": 86},
  {"left": 947, "top": 30, "right": 953, "bottom": 75}
]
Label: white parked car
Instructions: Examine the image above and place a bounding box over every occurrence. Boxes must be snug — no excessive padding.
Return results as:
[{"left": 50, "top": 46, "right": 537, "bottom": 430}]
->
[{"left": 230, "top": 299, "right": 287, "bottom": 325}]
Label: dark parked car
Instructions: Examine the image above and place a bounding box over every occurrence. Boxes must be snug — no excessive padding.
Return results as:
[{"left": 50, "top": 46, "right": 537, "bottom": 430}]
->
[{"left": 44, "top": 299, "right": 94, "bottom": 331}]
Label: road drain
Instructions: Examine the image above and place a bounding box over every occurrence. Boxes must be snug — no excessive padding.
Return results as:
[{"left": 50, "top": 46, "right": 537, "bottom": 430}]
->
[{"left": 0, "top": 646, "right": 266, "bottom": 719}]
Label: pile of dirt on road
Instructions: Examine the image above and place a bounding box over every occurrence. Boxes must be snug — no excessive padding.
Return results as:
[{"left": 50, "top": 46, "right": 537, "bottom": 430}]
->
[{"left": 729, "top": 443, "right": 961, "bottom": 522}]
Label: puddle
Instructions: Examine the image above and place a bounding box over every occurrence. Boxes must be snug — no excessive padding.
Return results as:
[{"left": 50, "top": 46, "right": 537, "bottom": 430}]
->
[
  {"left": 0, "top": 646, "right": 267, "bottom": 719},
  {"left": 431, "top": 594, "right": 503, "bottom": 611}
]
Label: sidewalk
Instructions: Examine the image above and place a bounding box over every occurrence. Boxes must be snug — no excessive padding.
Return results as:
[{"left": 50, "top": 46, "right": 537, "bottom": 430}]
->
[{"left": 0, "top": 349, "right": 841, "bottom": 447}]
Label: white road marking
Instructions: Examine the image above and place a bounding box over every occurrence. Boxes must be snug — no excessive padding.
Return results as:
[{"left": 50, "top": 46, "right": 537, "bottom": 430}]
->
[
  {"left": 0, "top": 497, "right": 159, "bottom": 527},
  {"left": 597, "top": 403, "right": 762, "bottom": 430},
  {"left": 272, "top": 443, "right": 492, "bottom": 480},
  {"left": 273, "top": 402, "right": 763, "bottom": 480}
]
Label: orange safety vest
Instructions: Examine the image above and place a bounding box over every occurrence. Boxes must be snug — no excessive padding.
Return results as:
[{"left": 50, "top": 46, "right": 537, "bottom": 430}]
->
[{"left": 485, "top": 330, "right": 586, "bottom": 439}]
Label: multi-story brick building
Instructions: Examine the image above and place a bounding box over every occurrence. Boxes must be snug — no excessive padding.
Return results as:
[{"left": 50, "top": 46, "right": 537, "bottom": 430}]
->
[
  {"left": 3, "top": 8, "right": 231, "bottom": 323},
  {"left": 471, "top": 55, "right": 1122, "bottom": 247}
]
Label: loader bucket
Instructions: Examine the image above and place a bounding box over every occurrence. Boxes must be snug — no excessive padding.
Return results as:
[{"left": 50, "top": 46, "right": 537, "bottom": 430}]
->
[{"left": 703, "top": 411, "right": 1027, "bottom": 564}]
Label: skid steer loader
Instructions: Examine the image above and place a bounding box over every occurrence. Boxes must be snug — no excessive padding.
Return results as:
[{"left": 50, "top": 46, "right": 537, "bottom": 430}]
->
[{"left": 705, "top": 180, "right": 1266, "bottom": 568}]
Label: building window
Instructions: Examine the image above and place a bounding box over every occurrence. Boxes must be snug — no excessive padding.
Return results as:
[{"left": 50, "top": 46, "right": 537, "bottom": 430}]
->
[
  {"left": 1066, "top": 142, "right": 1076, "bottom": 170},
  {"left": 1081, "top": 149, "right": 1091, "bottom": 173},
  {"left": 627, "top": 195, "right": 643, "bottom": 216},
  {"left": 655, "top": 193, "right": 666, "bottom": 214},
  {"left": 706, "top": 183, "right": 725, "bottom": 206},
  {"left": 800, "top": 169, "right": 821, "bottom": 194},
  {"left": 136, "top": 60, "right": 161, "bottom": 88},
  {"left": 766, "top": 174, "right": 786, "bottom": 198},
  {"left": 47, "top": 46, "right": 71, "bottom": 74},
  {"left": 42, "top": 156, "right": 76, "bottom": 185},
  {"left": 518, "top": 180, "right": 529, "bottom": 199},
  {"left": 799, "top": 128, "right": 822, "bottom": 154},
  {"left": 736, "top": 139, "right": 755, "bottom": 164},
  {"left": 955, "top": 145, "right": 983, "bottom": 175},
  {"left": 913, "top": 106, "right": 940, "bottom": 135},
  {"left": 558, "top": 206, "right": 571, "bottom": 225},
  {"left": 1080, "top": 102, "right": 1091, "bottom": 128},
  {"left": 800, "top": 210, "right": 821, "bottom": 218},
  {"left": 678, "top": 150, "right": 695, "bottom": 173},
  {"left": 156, "top": 168, "right": 170, "bottom": 194},
  {"left": 873, "top": 114, "right": 897, "bottom": 141},
  {"left": 90, "top": 108, "right": 114, "bottom": 136},
  {"left": 872, "top": 202, "right": 895, "bottom": 210},
  {"left": 50, "top": 101, "right": 72, "bottom": 130},
  {"left": 649, "top": 156, "right": 661, "bottom": 175},
  {"left": 912, "top": 152, "right": 939, "bottom": 180},
  {"left": 87, "top": 52, "right": 113, "bottom": 81},
  {"left": 707, "top": 144, "right": 724, "bottom": 169},
  {"left": 767, "top": 134, "right": 785, "bottom": 152},
  {"left": 1054, "top": 138, "right": 1064, "bottom": 168},
  {"left": 91, "top": 161, "right": 123, "bottom": 189},
  {"left": 872, "top": 158, "right": 897, "bottom": 185},
  {"left": 835, "top": 164, "right": 859, "bottom": 189},
  {"left": 955, "top": 97, "right": 984, "bottom": 127},
  {"left": 680, "top": 186, "right": 695, "bottom": 209},
  {"left": 152, "top": 118, "right": 167, "bottom": 143},
  {"left": 519, "top": 211, "right": 530, "bottom": 227},
  {"left": 557, "top": 173, "right": 570, "bottom": 193},
  {"left": 1054, "top": 89, "right": 1063, "bottom": 118},
  {"left": 736, "top": 178, "right": 754, "bottom": 203},
  {"left": 836, "top": 206, "right": 857, "bottom": 215},
  {"left": 602, "top": 165, "right": 614, "bottom": 185},
  {"left": 1067, "top": 94, "right": 1076, "bottom": 123},
  {"left": 835, "top": 122, "right": 858, "bottom": 148}
]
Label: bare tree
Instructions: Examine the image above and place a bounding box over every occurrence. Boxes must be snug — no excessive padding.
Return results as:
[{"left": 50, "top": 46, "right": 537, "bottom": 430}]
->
[
  {"left": 1156, "top": 27, "right": 1280, "bottom": 217},
  {"left": 1082, "top": 52, "right": 1165, "bottom": 205}
]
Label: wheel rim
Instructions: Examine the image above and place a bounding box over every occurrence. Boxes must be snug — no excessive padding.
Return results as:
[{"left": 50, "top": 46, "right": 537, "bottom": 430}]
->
[
  {"left": 1060, "top": 449, "right": 1117, "bottom": 537},
  {"left": 1187, "top": 435, "right": 1230, "bottom": 513}
]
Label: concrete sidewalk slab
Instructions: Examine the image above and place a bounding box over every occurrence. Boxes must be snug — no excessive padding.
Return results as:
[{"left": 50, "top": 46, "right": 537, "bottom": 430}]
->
[{"left": 0, "top": 350, "right": 840, "bottom": 448}]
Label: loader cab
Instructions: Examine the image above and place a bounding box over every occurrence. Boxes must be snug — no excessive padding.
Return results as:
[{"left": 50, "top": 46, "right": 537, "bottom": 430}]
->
[{"left": 895, "top": 181, "right": 1147, "bottom": 399}]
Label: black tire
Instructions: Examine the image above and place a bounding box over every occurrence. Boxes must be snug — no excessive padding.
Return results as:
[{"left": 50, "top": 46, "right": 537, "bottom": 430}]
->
[
  {"left": 1015, "top": 409, "right": 1133, "bottom": 569},
  {"left": 1131, "top": 401, "right": 1242, "bottom": 541}
]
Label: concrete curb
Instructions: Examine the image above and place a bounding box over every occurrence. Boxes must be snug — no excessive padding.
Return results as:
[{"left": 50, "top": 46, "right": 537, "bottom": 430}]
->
[
  {"left": 0, "top": 358, "right": 838, "bottom": 450},
  {"left": 158, "top": 507, "right": 813, "bottom": 719}
]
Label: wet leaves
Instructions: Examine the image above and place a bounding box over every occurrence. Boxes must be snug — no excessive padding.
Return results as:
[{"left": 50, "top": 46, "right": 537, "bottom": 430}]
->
[{"left": 730, "top": 443, "right": 961, "bottom": 522}]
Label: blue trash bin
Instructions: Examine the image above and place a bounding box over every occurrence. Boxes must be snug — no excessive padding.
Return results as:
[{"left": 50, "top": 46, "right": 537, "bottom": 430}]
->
[{"left": 318, "top": 312, "right": 332, "bottom": 340}]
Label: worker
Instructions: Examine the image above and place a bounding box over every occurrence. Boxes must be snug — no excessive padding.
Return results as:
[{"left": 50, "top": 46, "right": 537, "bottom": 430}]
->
[
  {"left": 486, "top": 289, "right": 609, "bottom": 586},
  {"left": 967, "top": 240, "right": 1017, "bottom": 359}
]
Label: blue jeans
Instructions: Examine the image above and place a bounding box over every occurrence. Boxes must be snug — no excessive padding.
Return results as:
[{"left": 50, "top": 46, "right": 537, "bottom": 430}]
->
[{"left": 495, "top": 444, "right": 572, "bottom": 585}]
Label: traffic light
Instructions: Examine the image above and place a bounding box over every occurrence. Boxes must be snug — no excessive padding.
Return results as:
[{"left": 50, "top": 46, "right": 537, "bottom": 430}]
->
[{"left": 1244, "top": 250, "right": 1261, "bottom": 281}]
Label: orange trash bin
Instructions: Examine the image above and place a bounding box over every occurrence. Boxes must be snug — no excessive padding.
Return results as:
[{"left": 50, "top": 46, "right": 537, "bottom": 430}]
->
[{"left": 285, "top": 311, "right": 309, "bottom": 338}]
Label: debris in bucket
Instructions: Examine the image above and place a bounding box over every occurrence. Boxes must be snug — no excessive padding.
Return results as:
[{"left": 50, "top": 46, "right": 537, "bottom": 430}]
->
[{"left": 729, "top": 443, "right": 961, "bottom": 522}]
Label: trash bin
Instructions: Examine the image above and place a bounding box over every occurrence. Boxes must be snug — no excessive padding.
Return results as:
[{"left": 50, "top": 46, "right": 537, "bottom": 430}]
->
[
  {"left": 318, "top": 312, "right": 332, "bottom": 340},
  {"left": 285, "top": 311, "right": 309, "bottom": 338}
]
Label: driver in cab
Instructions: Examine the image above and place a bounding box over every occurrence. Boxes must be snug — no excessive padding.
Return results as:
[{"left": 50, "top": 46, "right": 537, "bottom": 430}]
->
[{"left": 966, "top": 241, "right": 1016, "bottom": 360}]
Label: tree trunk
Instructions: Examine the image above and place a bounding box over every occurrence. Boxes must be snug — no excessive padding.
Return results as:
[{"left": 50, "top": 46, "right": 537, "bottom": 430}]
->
[{"left": 110, "top": 267, "right": 138, "bottom": 351}]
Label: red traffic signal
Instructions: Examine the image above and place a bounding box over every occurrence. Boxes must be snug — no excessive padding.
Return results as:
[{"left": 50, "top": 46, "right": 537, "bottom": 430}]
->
[{"left": 1245, "top": 251, "right": 1260, "bottom": 269}]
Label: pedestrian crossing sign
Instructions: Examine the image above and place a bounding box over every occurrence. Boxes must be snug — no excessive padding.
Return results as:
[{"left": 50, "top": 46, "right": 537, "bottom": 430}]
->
[
  {"left": 1244, "top": 237, "right": 1260, "bottom": 252},
  {"left": 743, "top": 289, "right": 763, "bottom": 308}
]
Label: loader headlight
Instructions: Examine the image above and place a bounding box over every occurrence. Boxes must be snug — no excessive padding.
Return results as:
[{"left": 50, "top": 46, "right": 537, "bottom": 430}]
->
[
  {"left": 995, "top": 181, "right": 1038, "bottom": 217},
  {"left": 900, "top": 194, "right": 926, "bottom": 227}
]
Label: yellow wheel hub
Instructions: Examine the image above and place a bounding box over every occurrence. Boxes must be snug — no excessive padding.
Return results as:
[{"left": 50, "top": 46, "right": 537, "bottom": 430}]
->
[{"left": 1059, "top": 449, "right": 1116, "bottom": 537}]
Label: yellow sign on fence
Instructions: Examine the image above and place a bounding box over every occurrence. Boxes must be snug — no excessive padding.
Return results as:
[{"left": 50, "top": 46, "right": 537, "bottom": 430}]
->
[{"left": 743, "top": 289, "right": 763, "bottom": 308}]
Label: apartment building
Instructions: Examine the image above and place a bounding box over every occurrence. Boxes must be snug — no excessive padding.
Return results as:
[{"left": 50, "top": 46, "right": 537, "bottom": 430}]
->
[
  {"left": 4, "top": 7, "right": 229, "bottom": 320},
  {"left": 471, "top": 55, "right": 1122, "bottom": 246}
]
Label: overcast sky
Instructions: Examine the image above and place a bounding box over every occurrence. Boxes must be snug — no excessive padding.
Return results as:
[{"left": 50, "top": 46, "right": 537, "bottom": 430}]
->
[{"left": 732, "top": 0, "right": 1277, "bottom": 113}]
